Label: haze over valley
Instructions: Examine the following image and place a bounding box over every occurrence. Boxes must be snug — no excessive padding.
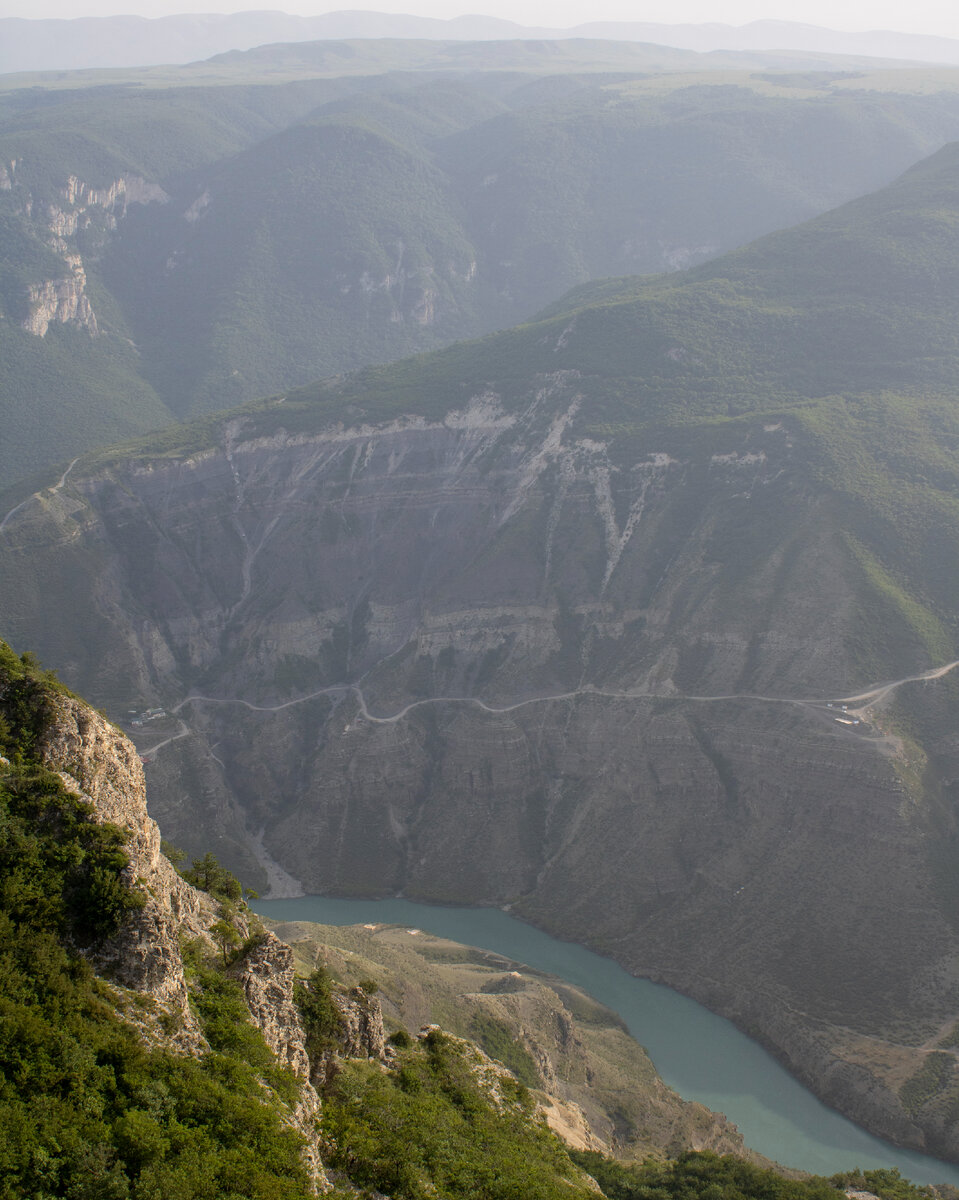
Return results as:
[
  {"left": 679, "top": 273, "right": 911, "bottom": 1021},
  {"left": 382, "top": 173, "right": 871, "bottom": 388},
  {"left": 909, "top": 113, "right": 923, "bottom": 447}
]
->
[{"left": 8, "top": 10, "right": 959, "bottom": 1196}]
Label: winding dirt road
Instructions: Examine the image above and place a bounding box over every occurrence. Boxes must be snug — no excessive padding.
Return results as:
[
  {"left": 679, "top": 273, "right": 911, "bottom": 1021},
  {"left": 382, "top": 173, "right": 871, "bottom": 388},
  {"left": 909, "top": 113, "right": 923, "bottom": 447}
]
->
[
  {"left": 156, "top": 657, "right": 959, "bottom": 744},
  {"left": 0, "top": 458, "right": 78, "bottom": 534},
  {"left": 832, "top": 659, "right": 959, "bottom": 709},
  {"left": 137, "top": 721, "right": 191, "bottom": 758}
]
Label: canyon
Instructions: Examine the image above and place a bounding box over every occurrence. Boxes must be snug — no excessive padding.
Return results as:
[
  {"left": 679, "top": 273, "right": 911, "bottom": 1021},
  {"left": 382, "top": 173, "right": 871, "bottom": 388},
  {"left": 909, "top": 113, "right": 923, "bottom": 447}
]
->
[
  {"left": 4, "top": 379, "right": 959, "bottom": 1157},
  {"left": 7, "top": 43, "right": 959, "bottom": 1174},
  {"left": 1, "top": 642, "right": 772, "bottom": 1192}
]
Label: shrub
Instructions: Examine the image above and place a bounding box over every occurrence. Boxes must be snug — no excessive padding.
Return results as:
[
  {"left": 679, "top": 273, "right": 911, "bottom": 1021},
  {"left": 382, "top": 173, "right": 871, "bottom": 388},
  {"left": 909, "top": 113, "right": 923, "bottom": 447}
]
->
[
  {"left": 181, "top": 852, "right": 243, "bottom": 903},
  {"left": 295, "top": 967, "right": 342, "bottom": 1060},
  {"left": 322, "top": 1039, "right": 594, "bottom": 1200},
  {"left": 0, "top": 641, "right": 313, "bottom": 1198}
]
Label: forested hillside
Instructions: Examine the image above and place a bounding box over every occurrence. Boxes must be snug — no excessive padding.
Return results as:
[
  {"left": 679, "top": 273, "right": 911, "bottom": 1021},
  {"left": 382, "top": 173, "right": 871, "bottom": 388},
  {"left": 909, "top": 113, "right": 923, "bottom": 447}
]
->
[{"left": 5, "top": 46, "right": 959, "bottom": 482}]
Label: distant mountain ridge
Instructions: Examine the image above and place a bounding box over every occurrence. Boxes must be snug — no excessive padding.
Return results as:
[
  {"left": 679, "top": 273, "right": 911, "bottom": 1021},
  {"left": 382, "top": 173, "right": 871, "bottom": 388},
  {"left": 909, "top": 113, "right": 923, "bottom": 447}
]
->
[
  {"left": 7, "top": 58, "right": 959, "bottom": 487},
  {"left": 3, "top": 9, "right": 959, "bottom": 73}
]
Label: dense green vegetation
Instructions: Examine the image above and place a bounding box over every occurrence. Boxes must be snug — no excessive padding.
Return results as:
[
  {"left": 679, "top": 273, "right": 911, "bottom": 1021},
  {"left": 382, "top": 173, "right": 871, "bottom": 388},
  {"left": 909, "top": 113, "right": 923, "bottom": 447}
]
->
[
  {"left": 0, "top": 642, "right": 315, "bottom": 1200},
  {"left": 829, "top": 1168, "right": 954, "bottom": 1200},
  {"left": 294, "top": 966, "right": 342, "bottom": 1059},
  {"left": 179, "top": 850, "right": 244, "bottom": 904},
  {"left": 321, "top": 1028, "right": 594, "bottom": 1199},
  {"left": 567, "top": 1153, "right": 944, "bottom": 1200},
  {"left": 0, "top": 921, "right": 313, "bottom": 1200},
  {"left": 189, "top": 955, "right": 302, "bottom": 1105},
  {"left": 570, "top": 1152, "right": 834, "bottom": 1200}
]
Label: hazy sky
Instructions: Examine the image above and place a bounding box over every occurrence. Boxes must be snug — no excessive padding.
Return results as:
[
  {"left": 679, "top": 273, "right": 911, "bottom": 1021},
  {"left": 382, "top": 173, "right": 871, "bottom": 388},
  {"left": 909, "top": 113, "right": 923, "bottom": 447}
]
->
[{"left": 7, "top": 1, "right": 959, "bottom": 41}]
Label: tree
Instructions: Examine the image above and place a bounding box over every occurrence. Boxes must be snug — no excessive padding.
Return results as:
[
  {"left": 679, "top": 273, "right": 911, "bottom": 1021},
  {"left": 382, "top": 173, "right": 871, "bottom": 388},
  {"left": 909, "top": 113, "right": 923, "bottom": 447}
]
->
[
  {"left": 210, "top": 919, "right": 241, "bottom": 965},
  {"left": 183, "top": 852, "right": 243, "bottom": 903}
]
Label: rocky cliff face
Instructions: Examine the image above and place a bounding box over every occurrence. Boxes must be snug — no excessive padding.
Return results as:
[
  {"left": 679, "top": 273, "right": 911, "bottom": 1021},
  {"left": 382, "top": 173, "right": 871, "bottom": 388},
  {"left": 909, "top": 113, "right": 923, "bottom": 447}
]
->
[
  {"left": 331, "top": 986, "right": 388, "bottom": 1063},
  {"left": 5, "top": 390, "right": 959, "bottom": 1158},
  {"left": 232, "top": 931, "right": 313, "bottom": 1078},
  {"left": 21, "top": 255, "right": 98, "bottom": 336},
  {"left": 38, "top": 693, "right": 212, "bottom": 1046},
  {"left": 9, "top": 166, "right": 168, "bottom": 337},
  {"left": 30, "top": 689, "right": 336, "bottom": 1188},
  {"left": 228, "top": 931, "right": 328, "bottom": 1188}
]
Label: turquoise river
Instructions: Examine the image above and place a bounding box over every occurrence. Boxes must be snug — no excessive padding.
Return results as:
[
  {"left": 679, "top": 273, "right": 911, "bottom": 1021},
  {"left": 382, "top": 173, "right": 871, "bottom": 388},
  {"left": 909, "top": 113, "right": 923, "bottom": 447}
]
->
[{"left": 255, "top": 895, "right": 959, "bottom": 1186}]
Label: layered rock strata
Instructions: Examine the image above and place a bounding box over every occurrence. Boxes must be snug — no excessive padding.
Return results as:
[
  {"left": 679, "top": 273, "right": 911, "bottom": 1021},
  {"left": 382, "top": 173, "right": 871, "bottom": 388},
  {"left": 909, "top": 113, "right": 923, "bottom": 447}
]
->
[{"left": 5, "top": 392, "right": 959, "bottom": 1159}]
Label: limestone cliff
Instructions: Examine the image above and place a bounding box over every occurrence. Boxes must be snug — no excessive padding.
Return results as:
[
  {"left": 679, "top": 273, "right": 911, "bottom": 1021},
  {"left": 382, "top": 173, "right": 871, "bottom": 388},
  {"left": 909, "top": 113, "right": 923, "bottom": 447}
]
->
[
  {"left": 21, "top": 255, "right": 99, "bottom": 336},
  {"left": 28, "top": 690, "right": 331, "bottom": 1189},
  {"left": 38, "top": 694, "right": 212, "bottom": 1045},
  {"left": 11, "top": 169, "right": 168, "bottom": 337}
]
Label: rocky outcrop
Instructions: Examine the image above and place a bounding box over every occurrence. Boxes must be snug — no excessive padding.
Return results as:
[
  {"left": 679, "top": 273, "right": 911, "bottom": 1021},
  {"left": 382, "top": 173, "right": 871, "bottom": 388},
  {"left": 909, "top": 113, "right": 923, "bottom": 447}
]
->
[
  {"left": 16, "top": 172, "right": 168, "bottom": 337},
  {"left": 538, "top": 1095, "right": 609, "bottom": 1155},
  {"left": 229, "top": 932, "right": 328, "bottom": 1191},
  {"left": 22, "top": 256, "right": 98, "bottom": 336},
  {"left": 56, "top": 173, "right": 169, "bottom": 218},
  {"left": 331, "top": 987, "right": 388, "bottom": 1062},
  {"left": 38, "top": 695, "right": 213, "bottom": 1047},
  {"left": 34, "top": 690, "right": 331, "bottom": 1189},
  {"left": 232, "top": 932, "right": 312, "bottom": 1077},
  {"left": 303, "top": 980, "right": 390, "bottom": 1093},
  {"left": 227, "top": 932, "right": 392, "bottom": 1187}
]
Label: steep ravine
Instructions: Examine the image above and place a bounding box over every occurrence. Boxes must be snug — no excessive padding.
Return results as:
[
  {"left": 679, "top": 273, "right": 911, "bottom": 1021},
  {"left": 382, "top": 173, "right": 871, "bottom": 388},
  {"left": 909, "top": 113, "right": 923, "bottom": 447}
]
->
[
  {"left": 3, "top": 396, "right": 959, "bottom": 1161},
  {"left": 0, "top": 650, "right": 785, "bottom": 1191}
]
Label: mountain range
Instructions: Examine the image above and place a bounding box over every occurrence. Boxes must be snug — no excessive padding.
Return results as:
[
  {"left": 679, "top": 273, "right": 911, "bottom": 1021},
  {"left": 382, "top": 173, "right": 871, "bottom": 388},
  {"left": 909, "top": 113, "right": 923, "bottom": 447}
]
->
[
  {"left": 7, "top": 49, "right": 959, "bottom": 486},
  {"left": 6, "top": 11, "right": 959, "bottom": 73},
  {"left": 7, "top": 127, "right": 959, "bottom": 1162}
]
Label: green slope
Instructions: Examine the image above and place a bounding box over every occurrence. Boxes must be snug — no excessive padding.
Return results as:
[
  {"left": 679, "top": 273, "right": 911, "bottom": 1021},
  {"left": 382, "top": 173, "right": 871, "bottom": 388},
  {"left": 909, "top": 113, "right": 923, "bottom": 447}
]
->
[
  {"left": 0, "top": 643, "right": 317, "bottom": 1200},
  {"left": 7, "top": 60, "right": 959, "bottom": 484},
  {"left": 95, "top": 77, "right": 959, "bottom": 420},
  {"left": 268, "top": 138, "right": 959, "bottom": 423}
]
